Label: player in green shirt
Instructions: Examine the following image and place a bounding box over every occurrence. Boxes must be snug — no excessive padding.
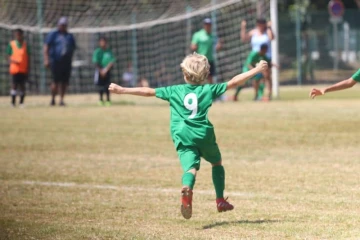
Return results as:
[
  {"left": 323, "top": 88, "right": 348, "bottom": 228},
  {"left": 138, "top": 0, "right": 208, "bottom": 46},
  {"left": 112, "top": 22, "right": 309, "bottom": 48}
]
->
[
  {"left": 234, "top": 44, "right": 271, "bottom": 101},
  {"left": 109, "top": 53, "right": 268, "bottom": 219},
  {"left": 310, "top": 69, "right": 360, "bottom": 98},
  {"left": 92, "top": 36, "right": 115, "bottom": 106},
  {"left": 191, "top": 18, "right": 222, "bottom": 84}
]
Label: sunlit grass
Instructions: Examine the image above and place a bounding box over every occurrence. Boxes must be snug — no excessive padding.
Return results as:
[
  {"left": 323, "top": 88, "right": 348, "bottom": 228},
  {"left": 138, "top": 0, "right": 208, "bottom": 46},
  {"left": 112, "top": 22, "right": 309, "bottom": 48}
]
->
[{"left": 1, "top": 86, "right": 360, "bottom": 239}]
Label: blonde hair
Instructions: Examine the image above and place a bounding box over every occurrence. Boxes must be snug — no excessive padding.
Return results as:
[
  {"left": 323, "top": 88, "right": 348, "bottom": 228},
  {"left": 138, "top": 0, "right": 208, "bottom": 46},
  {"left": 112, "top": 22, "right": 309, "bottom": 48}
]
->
[{"left": 180, "top": 52, "right": 210, "bottom": 84}]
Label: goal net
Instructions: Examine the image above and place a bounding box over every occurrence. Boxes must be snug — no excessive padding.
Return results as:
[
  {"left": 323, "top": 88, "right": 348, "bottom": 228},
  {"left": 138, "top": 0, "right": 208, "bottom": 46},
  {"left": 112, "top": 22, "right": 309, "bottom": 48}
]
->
[{"left": 0, "top": 0, "right": 270, "bottom": 95}]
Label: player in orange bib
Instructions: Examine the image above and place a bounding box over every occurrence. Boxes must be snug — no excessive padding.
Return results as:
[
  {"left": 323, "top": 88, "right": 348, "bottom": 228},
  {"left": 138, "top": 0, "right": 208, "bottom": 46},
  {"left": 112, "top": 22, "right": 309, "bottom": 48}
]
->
[{"left": 6, "top": 29, "right": 30, "bottom": 108}]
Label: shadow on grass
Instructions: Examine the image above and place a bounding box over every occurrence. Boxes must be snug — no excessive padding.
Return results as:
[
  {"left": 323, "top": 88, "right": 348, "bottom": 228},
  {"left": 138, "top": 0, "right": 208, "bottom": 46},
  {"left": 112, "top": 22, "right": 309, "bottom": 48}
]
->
[{"left": 202, "top": 219, "right": 281, "bottom": 229}]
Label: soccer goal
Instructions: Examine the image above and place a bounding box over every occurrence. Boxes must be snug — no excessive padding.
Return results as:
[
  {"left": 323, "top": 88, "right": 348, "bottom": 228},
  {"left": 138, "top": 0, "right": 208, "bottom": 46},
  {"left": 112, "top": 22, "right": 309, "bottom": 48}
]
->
[{"left": 0, "top": 0, "right": 278, "bottom": 96}]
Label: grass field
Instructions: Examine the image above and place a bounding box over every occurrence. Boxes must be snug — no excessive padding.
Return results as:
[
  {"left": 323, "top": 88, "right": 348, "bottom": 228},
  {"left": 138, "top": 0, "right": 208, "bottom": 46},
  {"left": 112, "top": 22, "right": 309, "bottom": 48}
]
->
[{"left": 1, "top": 86, "right": 360, "bottom": 239}]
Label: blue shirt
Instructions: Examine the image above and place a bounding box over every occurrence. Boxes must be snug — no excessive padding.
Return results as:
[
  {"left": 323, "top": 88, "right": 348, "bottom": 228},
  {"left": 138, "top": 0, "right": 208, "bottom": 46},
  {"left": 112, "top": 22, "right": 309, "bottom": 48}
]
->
[
  {"left": 45, "top": 30, "right": 76, "bottom": 63},
  {"left": 251, "top": 32, "right": 271, "bottom": 59}
]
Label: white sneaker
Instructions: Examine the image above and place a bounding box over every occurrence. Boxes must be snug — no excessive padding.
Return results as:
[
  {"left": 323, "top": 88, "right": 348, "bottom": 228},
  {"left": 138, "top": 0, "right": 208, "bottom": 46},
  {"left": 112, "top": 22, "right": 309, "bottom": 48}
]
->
[{"left": 19, "top": 104, "right": 25, "bottom": 108}]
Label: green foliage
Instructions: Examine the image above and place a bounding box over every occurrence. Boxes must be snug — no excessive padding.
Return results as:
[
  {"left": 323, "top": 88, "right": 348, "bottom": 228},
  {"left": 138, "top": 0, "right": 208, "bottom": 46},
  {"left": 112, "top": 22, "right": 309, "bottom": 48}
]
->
[{"left": 288, "top": 0, "right": 310, "bottom": 23}]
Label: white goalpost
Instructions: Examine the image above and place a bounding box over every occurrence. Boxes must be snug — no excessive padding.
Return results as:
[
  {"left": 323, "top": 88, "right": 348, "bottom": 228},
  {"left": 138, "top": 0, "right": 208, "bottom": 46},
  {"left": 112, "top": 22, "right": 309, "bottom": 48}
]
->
[{"left": 270, "top": 0, "right": 279, "bottom": 98}]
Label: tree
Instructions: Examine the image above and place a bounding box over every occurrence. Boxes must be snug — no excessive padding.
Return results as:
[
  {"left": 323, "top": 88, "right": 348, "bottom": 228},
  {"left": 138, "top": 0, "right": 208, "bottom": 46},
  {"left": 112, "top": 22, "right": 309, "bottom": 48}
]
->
[{"left": 279, "top": 0, "right": 359, "bottom": 11}]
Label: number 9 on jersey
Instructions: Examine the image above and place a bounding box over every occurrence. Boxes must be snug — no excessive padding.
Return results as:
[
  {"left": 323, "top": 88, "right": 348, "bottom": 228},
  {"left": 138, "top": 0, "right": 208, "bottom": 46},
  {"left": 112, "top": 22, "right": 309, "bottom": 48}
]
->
[{"left": 184, "top": 93, "right": 198, "bottom": 119}]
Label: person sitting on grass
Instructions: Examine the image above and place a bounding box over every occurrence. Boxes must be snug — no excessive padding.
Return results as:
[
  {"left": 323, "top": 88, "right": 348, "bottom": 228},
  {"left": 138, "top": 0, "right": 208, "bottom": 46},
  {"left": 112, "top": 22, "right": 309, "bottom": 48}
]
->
[
  {"left": 234, "top": 43, "right": 271, "bottom": 102},
  {"left": 310, "top": 69, "right": 360, "bottom": 98},
  {"left": 93, "top": 36, "right": 115, "bottom": 106},
  {"left": 108, "top": 53, "right": 268, "bottom": 219}
]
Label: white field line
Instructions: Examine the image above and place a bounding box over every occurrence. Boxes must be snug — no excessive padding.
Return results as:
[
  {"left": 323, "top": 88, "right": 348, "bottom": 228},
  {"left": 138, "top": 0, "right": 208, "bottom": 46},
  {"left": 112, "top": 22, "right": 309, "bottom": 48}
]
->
[{"left": 20, "top": 180, "right": 256, "bottom": 198}]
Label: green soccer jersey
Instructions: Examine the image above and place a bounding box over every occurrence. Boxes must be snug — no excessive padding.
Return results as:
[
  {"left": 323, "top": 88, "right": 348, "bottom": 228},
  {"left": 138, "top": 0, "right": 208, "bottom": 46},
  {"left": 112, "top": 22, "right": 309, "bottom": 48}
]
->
[
  {"left": 243, "top": 51, "right": 270, "bottom": 72},
  {"left": 352, "top": 69, "right": 360, "bottom": 82},
  {"left": 92, "top": 48, "right": 115, "bottom": 68},
  {"left": 191, "top": 29, "right": 214, "bottom": 62},
  {"left": 155, "top": 83, "right": 227, "bottom": 149}
]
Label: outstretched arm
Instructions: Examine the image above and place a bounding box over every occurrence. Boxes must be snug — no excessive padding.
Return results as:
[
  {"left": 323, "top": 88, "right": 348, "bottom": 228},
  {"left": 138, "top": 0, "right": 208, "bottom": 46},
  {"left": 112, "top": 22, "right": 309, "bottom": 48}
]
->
[
  {"left": 227, "top": 60, "right": 268, "bottom": 90},
  {"left": 108, "top": 83, "right": 155, "bottom": 97},
  {"left": 267, "top": 21, "right": 275, "bottom": 40},
  {"left": 310, "top": 78, "right": 357, "bottom": 99},
  {"left": 240, "top": 20, "right": 252, "bottom": 43}
]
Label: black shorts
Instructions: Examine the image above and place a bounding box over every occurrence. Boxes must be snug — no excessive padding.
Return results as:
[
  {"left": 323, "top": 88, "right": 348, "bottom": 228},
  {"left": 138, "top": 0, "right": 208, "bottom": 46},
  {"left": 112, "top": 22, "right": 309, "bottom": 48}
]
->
[
  {"left": 51, "top": 63, "right": 72, "bottom": 84},
  {"left": 12, "top": 73, "right": 27, "bottom": 85},
  {"left": 95, "top": 70, "right": 111, "bottom": 91},
  {"left": 209, "top": 61, "right": 216, "bottom": 77}
]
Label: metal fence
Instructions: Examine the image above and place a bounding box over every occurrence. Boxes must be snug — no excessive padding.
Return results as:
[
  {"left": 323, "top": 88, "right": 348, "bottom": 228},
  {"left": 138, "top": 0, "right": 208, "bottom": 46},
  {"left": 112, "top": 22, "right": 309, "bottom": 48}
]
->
[{"left": 278, "top": 9, "right": 360, "bottom": 85}]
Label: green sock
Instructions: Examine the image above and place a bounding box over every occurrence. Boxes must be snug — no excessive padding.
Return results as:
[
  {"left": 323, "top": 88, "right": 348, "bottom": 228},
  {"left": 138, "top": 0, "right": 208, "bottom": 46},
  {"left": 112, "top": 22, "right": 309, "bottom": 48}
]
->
[
  {"left": 182, "top": 172, "right": 196, "bottom": 190},
  {"left": 258, "top": 83, "right": 265, "bottom": 98},
  {"left": 234, "top": 86, "right": 242, "bottom": 98},
  {"left": 212, "top": 165, "right": 225, "bottom": 199}
]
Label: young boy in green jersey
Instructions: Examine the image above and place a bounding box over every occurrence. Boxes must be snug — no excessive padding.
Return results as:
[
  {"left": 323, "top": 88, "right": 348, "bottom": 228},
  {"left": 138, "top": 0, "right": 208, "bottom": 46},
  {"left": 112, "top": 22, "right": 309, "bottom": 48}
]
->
[
  {"left": 109, "top": 53, "right": 268, "bottom": 219},
  {"left": 234, "top": 44, "right": 271, "bottom": 101},
  {"left": 310, "top": 69, "right": 360, "bottom": 98},
  {"left": 93, "top": 37, "right": 115, "bottom": 106}
]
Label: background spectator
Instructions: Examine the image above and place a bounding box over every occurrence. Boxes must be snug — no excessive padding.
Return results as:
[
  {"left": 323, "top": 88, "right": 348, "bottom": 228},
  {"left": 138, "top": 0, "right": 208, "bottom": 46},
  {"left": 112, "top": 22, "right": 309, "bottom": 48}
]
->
[
  {"left": 7, "top": 28, "right": 30, "bottom": 108},
  {"left": 154, "top": 63, "right": 171, "bottom": 87},
  {"left": 92, "top": 36, "right": 114, "bottom": 106},
  {"left": 241, "top": 18, "right": 274, "bottom": 100},
  {"left": 191, "top": 18, "right": 222, "bottom": 84},
  {"left": 137, "top": 77, "right": 149, "bottom": 87},
  {"left": 44, "top": 17, "right": 76, "bottom": 106},
  {"left": 122, "top": 63, "right": 135, "bottom": 87},
  {"left": 234, "top": 44, "right": 271, "bottom": 101}
]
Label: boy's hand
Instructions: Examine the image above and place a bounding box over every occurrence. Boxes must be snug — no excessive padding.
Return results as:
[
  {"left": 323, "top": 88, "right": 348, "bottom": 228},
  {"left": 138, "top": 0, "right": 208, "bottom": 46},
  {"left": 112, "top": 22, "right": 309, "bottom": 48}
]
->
[
  {"left": 109, "top": 83, "right": 123, "bottom": 94},
  {"left": 256, "top": 60, "right": 268, "bottom": 72},
  {"left": 310, "top": 88, "right": 325, "bottom": 99}
]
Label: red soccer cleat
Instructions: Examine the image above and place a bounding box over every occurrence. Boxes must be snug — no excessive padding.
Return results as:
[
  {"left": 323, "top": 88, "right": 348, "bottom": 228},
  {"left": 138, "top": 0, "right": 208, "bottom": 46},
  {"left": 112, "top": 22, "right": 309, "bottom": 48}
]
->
[
  {"left": 180, "top": 187, "right": 193, "bottom": 219},
  {"left": 262, "top": 96, "right": 271, "bottom": 102},
  {"left": 216, "top": 197, "right": 234, "bottom": 212}
]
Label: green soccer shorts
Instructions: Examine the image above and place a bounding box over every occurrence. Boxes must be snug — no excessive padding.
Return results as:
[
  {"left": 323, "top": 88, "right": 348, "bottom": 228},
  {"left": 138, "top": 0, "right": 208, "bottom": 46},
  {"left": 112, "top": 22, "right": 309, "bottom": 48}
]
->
[
  {"left": 243, "top": 68, "right": 263, "bottom": 82},
  {"left": 177, "top": 142, "right": 222, "bottom": 172},
  {"left": 253, "top": 72, "right": 264, "bottom": 81}
]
